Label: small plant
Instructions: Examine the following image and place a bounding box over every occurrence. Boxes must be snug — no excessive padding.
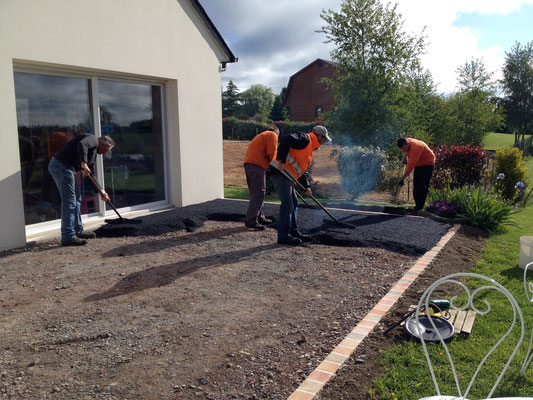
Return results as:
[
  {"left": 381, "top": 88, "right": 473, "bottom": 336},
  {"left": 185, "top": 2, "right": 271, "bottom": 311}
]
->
[
  {"left": 427, "top": 186, "right": 515, "bottom": 231},
  {"left": 426, "top": 201, "right": 460, "bottom": 218},
  {"left": 491, "top": 147, "right": 528, "bottom": 201}
]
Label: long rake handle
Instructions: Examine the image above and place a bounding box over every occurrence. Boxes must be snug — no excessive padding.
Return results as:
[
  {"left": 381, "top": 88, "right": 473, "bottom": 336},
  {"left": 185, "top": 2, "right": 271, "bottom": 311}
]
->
[
  {"left": 86, "top": 175, "right": 125, "bottom": 222},
  {"left": 277, "top": 168, "right": 343, "bottom": 225}
]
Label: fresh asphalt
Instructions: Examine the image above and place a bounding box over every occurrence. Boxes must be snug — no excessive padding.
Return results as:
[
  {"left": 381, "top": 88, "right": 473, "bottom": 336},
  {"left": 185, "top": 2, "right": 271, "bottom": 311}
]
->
[{"left": 94, "top": 199, "right": 452, "bottom": 257}]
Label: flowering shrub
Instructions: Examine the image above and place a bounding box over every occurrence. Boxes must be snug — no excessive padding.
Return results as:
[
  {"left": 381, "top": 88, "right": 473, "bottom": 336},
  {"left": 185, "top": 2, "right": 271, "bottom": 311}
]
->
[
  {"left": 431, "top": 145, "right": 488, "bottom": 190},
  {"left": 491, "top": 147, "right": 528, "bottom": 201},
  {"left": 427, "top": 186, "right": 514, "bottom": 232},
  {"left": 426, "top": 201, "right": 460, "bottom": 218},
  {"left": 337, "top": 146, "right": 385, "bottom": 200}
]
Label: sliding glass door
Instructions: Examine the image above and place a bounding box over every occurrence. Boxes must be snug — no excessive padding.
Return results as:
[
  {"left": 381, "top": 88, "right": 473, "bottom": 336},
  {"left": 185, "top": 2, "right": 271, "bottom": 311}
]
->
[
  {"left": 13, "top": 70, "right": 167, "bottom": 226},
  {"left": 98, "top": 80, "right": 165, "bottom": 209}
]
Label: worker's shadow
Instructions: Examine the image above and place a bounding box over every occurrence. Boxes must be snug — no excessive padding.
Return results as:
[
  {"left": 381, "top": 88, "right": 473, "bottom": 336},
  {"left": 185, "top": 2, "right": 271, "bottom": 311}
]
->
[
  {"left": 85, "top": 242, "right": 278, "bottom": 302},
  {"left": 102, "top": 226, "right": 249, "bottom": 258}
]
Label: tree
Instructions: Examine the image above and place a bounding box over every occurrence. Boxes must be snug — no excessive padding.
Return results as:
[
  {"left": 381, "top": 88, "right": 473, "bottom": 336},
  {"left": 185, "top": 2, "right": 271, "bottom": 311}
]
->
[
  {"left": 269, "top": 95, "right": 288, "bottom": 121},
  {"left": 238, "top": 84, "right": 275, "bottom": 119},
  {"left": 443, "top": 58, "right": 503, "bottom": 146},
  {"left": 222, "top": 80, "right": 241, "bottom": 118},
  {"left": 319, "top": 0, "right": 425, "bottom": 147},
  {"left": 501, "top": 41, "right": 533, "bottom": 142}
]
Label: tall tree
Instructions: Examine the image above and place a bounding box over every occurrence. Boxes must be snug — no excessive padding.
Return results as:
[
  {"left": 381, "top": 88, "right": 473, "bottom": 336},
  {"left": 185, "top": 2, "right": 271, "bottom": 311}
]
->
[
  {"left": 238, "top": 84, "right": 275, "bottom": 119},
  {"left": 269, "top": 94, "right": 288, "bottom": 121},
  {"left": 222, "top": 80, "right": 241, "bottom": 118},
  {"left": 501, "top": 41, "right": 533, "bottom": 142},
  {"left": 443, "top": 58, "right": 503, "bottom": 146},
  {"left": 319, "top": 0, "right": 425, "bottom": 146}
]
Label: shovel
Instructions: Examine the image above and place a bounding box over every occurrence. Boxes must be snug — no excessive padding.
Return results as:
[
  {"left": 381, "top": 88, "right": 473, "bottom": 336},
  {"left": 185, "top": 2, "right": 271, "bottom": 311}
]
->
[
  {"left": 275, "top": 167, "right": 356, "bottom": 229},
  {"left": 86, "top": 175, "right": 141, "bottom": 224}
]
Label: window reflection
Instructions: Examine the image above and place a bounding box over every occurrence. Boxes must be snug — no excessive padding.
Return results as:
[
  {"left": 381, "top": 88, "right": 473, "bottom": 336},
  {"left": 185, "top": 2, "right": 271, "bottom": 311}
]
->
[
  {"left": 14, "top": 72, "right": 96, "bottom": 225},
  {"left": 98, "top": 80, "right": 165, "bottom": 209}
]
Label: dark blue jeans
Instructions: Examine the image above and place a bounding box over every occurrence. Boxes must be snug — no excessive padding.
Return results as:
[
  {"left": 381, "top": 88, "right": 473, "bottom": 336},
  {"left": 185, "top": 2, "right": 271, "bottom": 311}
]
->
[
  {"left": 270, "top": 173, "right": 299, "bottom": 238},
  {"left": 48, "top": 158, "right": 83, "bottom": 241}
]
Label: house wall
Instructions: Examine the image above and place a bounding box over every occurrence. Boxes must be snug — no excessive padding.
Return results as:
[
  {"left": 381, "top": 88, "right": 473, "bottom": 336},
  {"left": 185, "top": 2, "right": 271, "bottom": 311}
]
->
[
  {"left": 284, "top": 61, "right": 336, "bottom": 122},
  {"left": 0, "top": 0, "right": 226, "bottom": 251}
]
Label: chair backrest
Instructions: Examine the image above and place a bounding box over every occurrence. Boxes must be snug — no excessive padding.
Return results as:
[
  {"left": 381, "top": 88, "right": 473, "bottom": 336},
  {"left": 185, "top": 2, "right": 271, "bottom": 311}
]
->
[
  {"left": 417, "top": 273, "right": 525, "bottom": 399},
  {"left": 522, "top": 262, "right": 533, "bottom": 376}
]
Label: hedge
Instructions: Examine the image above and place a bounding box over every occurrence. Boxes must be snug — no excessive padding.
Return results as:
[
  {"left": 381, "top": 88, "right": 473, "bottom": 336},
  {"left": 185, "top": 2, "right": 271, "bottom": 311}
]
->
[
  {"left": 431, "top": 145, "right": 488, "bottom": 190},
  {"left": 222, "top": 117, "right": 326, "bottom": 140}
]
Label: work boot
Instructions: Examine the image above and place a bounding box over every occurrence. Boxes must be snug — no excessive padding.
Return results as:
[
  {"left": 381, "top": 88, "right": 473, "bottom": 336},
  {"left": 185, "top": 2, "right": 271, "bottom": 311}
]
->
[
  {"left": 61, "top": 238, "right": 88, "bottom": 246},
  {"left": 277, "top": 235, "right": 302, "bottom": 246},
  {"left": 291, "top": 231, "right": 311, "bottom": 243},
  {"left": 77, "top": 231, "right": 96, "bottom": 239},
  {"left": 257, "top": 215, "right": 273, "bottom": 225},
  {"left": 245, "top": 222, "right": 265, "bottom": 231}
]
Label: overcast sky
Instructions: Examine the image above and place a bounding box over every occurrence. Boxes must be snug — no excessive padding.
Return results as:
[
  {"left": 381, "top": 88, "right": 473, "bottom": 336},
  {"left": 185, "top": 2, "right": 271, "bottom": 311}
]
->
[{"left": 201, "top": 0, "right": 533, "bottom": 95}]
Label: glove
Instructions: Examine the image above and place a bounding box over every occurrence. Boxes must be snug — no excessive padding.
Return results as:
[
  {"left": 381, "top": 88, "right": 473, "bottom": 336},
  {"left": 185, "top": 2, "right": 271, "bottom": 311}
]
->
[{"left": 397, "top": 179, "right": 404, "bottom": 187}]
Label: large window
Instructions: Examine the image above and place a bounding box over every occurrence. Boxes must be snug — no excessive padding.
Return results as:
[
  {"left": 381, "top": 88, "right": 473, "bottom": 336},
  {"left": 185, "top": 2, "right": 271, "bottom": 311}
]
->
[
  {"left": 14, "top": 71, "right": 166, "bottom": 226},
  {"left": 98, "top": 80, "right": 165, "bottom": 209},
  {"left": 14, "top": 72, "right": 96, "bottom": 225}
]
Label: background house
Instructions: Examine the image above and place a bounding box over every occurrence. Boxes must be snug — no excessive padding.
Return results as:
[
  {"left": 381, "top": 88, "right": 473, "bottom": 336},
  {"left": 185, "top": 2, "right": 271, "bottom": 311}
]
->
[
  {"left": 282, "top": 59, "right": 336, "bottom": 122},
  {"left": 0, "top": 0, "right": 235, "bottom": 251}
]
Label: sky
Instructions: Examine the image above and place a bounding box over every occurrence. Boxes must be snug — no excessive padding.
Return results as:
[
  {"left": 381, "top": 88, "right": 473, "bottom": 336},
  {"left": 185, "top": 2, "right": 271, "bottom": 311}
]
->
[{"left": 201, "top": 0, "right": 533, "bottom": 95}]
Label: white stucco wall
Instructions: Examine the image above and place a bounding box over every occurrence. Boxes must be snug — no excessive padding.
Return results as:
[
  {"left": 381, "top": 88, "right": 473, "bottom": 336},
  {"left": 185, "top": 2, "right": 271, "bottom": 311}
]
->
[{"left": 0, "top": 0, "right": 228, "bottom": 251}]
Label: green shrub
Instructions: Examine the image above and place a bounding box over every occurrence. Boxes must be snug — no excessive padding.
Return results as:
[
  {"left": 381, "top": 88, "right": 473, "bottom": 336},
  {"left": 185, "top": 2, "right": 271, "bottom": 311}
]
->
[
  {"left": 460, "top": 187, "right": 515, "bottom": 232},
  {"left": 427, "top": 186, "right": 514, "bottom": 232},
  {"left": 337, "top": 146, "right": 385, "bottom": 200},
  {"left": 376, "top": 158, "right": 404, "bottom": 201},
  {"left": 222, "top": 117, "right": 325, "bottom": 141},
  {"left": 491, "top": 147, "right": 528, "bottom": 201}
]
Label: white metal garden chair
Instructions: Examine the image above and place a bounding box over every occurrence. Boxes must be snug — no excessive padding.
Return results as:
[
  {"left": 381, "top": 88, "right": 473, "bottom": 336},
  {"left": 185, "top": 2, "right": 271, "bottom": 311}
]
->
[
  {"left": 415, "top": 273, "right": 530, "bottom": 400},
  {"left": 522, "top": 261, "right": 533, "bottom": 377}
]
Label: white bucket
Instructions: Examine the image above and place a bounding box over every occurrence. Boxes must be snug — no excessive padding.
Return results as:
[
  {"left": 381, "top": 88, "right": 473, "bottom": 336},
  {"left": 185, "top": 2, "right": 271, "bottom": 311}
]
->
[{"left": 519, "top": 236, "right": 533, "bottom": 269}]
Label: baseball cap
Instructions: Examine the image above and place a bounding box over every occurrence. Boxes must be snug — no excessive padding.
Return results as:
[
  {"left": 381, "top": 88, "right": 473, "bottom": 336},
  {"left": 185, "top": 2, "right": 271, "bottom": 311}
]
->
[{"left": 313, "top": 125, "right": 332, "bottom": 142}]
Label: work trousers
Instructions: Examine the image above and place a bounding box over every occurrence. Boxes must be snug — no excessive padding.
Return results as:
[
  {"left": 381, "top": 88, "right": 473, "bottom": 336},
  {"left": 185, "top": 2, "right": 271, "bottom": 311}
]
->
[
  {"left": 48, "top": 158, "right": 84, "bottom": 241},
  {"left": 270, "top": 173, "right": 299, "bottom": 238},
  {"left": 413, "top": 164, "right": 434, "bottom": 210},
  {"left": 244, "top": 163, "right": 267, "bottom": 225}
]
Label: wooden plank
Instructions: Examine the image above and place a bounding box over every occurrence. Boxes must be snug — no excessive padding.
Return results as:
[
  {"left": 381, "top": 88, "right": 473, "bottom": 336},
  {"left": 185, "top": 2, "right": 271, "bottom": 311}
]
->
[
  {"left": 447, "top": 309, "right": 457, "bottom": 325},
  {"left": 453, "top": 310, "right": 467, "bottom": 333},
  {"left": 461, "top": 310, "right": 476, "bottom": 335}
]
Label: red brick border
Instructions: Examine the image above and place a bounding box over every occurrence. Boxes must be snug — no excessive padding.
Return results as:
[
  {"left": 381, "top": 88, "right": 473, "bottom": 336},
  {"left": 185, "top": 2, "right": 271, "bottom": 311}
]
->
[{"left": 287, "top": 224, "right": 460, "bottom": 400}]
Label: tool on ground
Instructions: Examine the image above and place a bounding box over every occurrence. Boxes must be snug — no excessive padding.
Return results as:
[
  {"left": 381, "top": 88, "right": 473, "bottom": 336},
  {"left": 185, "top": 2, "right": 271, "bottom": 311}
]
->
[
  {"left": 275, "top": 167, "right": 356, "bottom": 229},
  {"left": 86, "top": 175, "right": 142, "bottom": 224},
  {"left": 383, "top": 308, "right": 416, "bottom": 335},
  {"left": 404, "top": 314, "right": 455, "bottom": 342}
]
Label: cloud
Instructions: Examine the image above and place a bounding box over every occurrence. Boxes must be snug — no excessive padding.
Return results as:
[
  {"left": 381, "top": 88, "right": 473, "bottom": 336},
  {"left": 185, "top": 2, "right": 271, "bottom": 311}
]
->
[{"left": 202, "top": 0, "right": 533, "bottom": 94}]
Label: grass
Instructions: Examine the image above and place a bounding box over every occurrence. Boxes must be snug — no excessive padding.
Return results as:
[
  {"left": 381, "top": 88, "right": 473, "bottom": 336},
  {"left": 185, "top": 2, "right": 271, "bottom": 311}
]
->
[
  {"left": 370, "top": 176, "right": 533, "bottom": 399},
  {"left": 483, "top": 132, "right": 532, "bottom": 150}
]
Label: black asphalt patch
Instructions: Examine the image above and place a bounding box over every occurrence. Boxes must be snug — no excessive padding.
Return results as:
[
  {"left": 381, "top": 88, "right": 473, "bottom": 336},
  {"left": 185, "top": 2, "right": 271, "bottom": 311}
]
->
[{"left": 94, "top": 199, "right": 452, "bottom": 256}]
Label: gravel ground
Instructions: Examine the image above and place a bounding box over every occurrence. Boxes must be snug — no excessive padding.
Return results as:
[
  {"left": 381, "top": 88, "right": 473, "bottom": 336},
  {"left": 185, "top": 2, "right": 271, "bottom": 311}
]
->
[{"left": 0, "top": 199, "right": 451, "bottom": 399}]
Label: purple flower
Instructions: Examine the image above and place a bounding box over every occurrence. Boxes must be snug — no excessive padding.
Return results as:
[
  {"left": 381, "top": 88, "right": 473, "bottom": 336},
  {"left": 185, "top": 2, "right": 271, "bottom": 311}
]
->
[
  {"left": 497, "top": 173, "right": 505, "bottom": 180},
  {"left": 515, "top": 181, "right": 525, "bottom": 189}
]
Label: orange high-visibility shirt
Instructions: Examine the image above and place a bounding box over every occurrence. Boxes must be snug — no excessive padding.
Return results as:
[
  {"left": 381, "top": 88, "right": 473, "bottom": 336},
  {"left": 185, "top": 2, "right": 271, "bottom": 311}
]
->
[
  {"left": 270, "top": 132, "right": 320, "bottom": 180},
  {"left": 244, "top": 130, "right": 278, "bottom": 170},
  {"left": 405, "top": 138, "right": 435, "bottom": 175}
]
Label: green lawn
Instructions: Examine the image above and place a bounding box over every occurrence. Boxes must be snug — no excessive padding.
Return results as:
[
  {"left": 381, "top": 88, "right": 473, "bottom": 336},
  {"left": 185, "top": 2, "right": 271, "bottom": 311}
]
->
[
  {"left": 369, "top": 165, "right": 533, "bottom": 399},
  {"left": 483, "top": 132, "right": 532, "bottom": 150}
]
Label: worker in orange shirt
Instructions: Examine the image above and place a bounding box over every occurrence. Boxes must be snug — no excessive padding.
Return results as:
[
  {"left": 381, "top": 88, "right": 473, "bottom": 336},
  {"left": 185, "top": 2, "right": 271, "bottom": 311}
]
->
[
  {"left": 243, "top": 124, "right": 280, "bottom": 230},
  {"left": 397, "top": 137, "right": 436, "bottom": 212}
]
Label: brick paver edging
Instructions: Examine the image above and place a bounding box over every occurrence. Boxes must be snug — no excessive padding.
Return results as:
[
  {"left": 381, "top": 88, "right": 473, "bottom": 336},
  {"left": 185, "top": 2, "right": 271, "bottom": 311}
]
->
[{"left": 287, "top": 224, "right": 460, "bottom": 400}]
